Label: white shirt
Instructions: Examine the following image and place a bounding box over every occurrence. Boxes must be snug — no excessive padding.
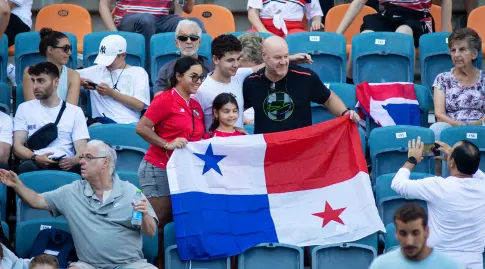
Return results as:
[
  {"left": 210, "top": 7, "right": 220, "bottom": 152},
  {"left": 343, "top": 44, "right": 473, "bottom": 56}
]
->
[
  {"left": 392, "top": 168, "right": 485, "bottom": 269},
  {"left": 0, "top": 112, "right": 12, "bottom": 145},
  {"left": 195, "top": 68, "right": 254, "bottom": 131},
  {"left": 8, "top": 0, "right": 33, "bottom": 28},
  {"left": 247, "top": 0, "right": 323, "bottom": 34},
  {"left": 77, "top": 65, "right": 150, "bottom": 124},
  {"left": 14, "top": 100, "right": 90, "bottom": 158}
]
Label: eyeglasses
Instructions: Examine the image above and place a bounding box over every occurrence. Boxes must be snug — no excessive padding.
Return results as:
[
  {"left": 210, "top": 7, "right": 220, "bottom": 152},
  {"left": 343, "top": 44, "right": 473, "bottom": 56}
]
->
[
  {"left": 187, "top": 74, "right": 206, "bottom": 83},
  {"left": 79, "top": 155, "right": 107, "bottom": 161},
  {"left": 52, "top": 44, "right": 72, "bottom": 53},
  {"left": 177, "top": 35, "right": 200, "bottom": 42}
]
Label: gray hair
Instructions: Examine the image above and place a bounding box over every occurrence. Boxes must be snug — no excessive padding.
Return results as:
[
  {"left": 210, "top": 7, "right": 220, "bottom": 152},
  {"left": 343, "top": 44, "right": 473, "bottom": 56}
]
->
[
  {"left": 238, "top": 33, "right": 264, "bottom": 65},
  {"left": 88, "top": 140, "right": 117, "bottom": 175},
  {"left": 175, "top": 19, "right": 203, "bottom": 37}
]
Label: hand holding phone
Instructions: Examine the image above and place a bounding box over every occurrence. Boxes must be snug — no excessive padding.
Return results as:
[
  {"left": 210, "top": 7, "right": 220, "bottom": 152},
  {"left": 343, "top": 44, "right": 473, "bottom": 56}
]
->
[
  {"left": 86, "top": 81, "right": 98, "bottom": 88},
  {"left": 49, "top": 154, "right": 66, "bottom": 162}
]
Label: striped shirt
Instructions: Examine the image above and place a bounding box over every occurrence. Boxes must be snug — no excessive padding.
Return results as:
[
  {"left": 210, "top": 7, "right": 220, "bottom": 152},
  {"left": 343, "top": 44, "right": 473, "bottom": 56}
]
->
[
  {"left": 248, "top": 0, "right": 323, "bottom": 21},
  {"left": 380, "top": 0, "right": 431, "bottom": 12},
  {"left": 113, "top": 0, "right": 172, "bottom": 26}
]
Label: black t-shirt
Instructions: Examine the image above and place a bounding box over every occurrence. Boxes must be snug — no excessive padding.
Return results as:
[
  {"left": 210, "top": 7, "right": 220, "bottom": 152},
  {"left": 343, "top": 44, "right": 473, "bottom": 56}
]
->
[{"left": 243, "top": 64, "right": 331, "bottom": 134}]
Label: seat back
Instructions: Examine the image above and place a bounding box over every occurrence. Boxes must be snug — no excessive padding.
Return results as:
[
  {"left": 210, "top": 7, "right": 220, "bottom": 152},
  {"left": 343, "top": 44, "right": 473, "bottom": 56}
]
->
[
  {"left": 83, "top": 31, "right": 145, "bottom": 68},
  {"left": 286, "top": 32, "right": 346, "bottom": 82},
  {"left": 375, "top": 173, "right": 430, "bottom": 226},
  {"left": 0, "top": 35, "right": 8, "bottom": 82},
  {"left": 182, "top": 4, "right": 235, "bottom": 39},
  {"left": 311, "top": 233, "right": 378, "bottom": 269},
  {"left": 16, "top": 218, "right": 70, "bottom": 258},
  {"left": 14, "top": 32, "right": 78, "bottom": 85},
  {"left": 352, "top": 32, "right": 415, "bottom": 84},
  {"left": 0, "top": 181, "right": 5, "bottom": 222},
  {"left": 1, "top": 221, "right": 8, "bottom": 240},
  {"left": 384, "top": 223, "right": 398, "bottom": 252},
  {"left": 324, "top": 4, "right": 377, "bottom": 49},
  {"left": 311, "top": 83, "right": 355, "bottom": 124},
  {"left": 17, "top": 171, "right": 81, "bottom": 222},
  {"left": 238, "top": 243, "right": 304, "bottom": 269},
  {"left": 150, "top": 32, "right": 212, "bottom": 86},
  {"left": 143, "top": 231, "right": 158, "bottom": 265},
  {"left": 369, "top": 126, "right": 435, "bottom": 185},
  {"left": 440, "top": 126, "right": 485, "bottom": 177},
  {"left": 467, "top": 6, "right": 485, "bottom": 60},
  {"left": 34, "top": 4, "right": 92, "bottom": 53},
  {"left": 0, "top": 82, "right": 11, "bottom": 114},
  {"left": 118, "top": 171, "right": 140, "bottom": 188}
]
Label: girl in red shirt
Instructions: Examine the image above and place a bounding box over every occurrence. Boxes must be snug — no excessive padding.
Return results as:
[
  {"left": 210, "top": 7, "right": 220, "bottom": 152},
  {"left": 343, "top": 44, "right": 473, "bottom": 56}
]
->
[
  {"left": 205, "top": 93, "right": 245, "bottom": 138},
  {"left": 135, "top": 56, "right": 205, "bottom": 268}
]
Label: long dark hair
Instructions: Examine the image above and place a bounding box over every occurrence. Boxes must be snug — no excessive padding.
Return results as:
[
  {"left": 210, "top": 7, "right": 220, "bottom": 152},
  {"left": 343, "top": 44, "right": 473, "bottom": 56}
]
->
[
  {"left": 209, "top": 93, "right": 239, "bottom": 132},
  {"left": 166, "top": 56, "right": 202, "bottom": 90},
  {"left": 39, "top": 28, "right": 69, "bottom": 57}
]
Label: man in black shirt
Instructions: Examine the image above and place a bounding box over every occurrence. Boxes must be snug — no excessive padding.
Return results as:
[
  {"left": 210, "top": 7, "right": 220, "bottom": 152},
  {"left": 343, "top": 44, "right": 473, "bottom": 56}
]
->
[{"left": 243, "top": 36, "right": 359, "bottom": 134}]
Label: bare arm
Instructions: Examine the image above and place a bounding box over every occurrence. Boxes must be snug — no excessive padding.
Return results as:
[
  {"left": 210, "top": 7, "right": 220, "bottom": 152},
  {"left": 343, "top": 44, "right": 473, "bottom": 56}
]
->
[
  {"left": 111, "top": 91, "right": 145, "bottom": 111},
  {"left": 336, "top": 0, "right": 368, "bottom": 34},
  {"left": 141, "top": 214, "right": 157, "bottom": 236},
  {"left": 323, "top": 91, "right": 348, "bottom": 117},
  {"left": 434, "top": 87, "right": 463, "bottom": 126},
  {"left": 22, "top": 68, "right": 35, "bottom": 102},
  {"left": 73, "top": 139, "right": 87, "bottom": 158},
  {"left": 13, "top": 131, "right": 34, "bottom": 160},
  {"left": 0, "top": 169, "right": 50, "bottom": 210},
  {"left": 440, "top": 0, "right": 452, "bottom": 32},
  {"left": 136, "top": 117, "right": 168, "bottom": 148},
  {"left": 0, "top": 142, "right": 10, "bottom": 164},
  {"left": 66, "top": 69, "right": 80, "bottom": 106},
  {"left": 99, "top": 0, "right": 118, "bottom": 31},
  {"left": 248, "top": 8, "right": 269, "bottom": 33},
  {"left": 181, "top": 0, "right": 195, "bottom": 14}
]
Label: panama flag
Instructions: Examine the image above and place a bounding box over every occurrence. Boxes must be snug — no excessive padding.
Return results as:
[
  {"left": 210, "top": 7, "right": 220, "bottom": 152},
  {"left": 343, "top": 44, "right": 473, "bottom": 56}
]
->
[
  {"left": 167, "top": 116, "right": 385, "bottom": 260},
  {"left": 356, "top": 82, "right": 421, "bottom": 127}
]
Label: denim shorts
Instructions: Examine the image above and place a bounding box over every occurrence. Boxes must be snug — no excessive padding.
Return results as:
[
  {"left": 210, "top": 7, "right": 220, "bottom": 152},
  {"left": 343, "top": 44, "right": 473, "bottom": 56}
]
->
[{"left": 138, "top": 159, "right": 170, "bottom": 198}]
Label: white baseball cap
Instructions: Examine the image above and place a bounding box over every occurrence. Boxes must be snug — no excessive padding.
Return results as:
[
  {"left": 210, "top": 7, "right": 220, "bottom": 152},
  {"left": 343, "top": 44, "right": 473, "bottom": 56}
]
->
[{"left": 94, "top": 35, "right": 127, "bottom": 66}]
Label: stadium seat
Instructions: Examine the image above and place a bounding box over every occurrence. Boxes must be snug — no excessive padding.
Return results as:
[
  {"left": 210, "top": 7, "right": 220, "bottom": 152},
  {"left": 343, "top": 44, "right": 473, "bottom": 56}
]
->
[
  {"left": 311, "top": 83, "right": 355, "bottom": 124},
  {"left": 0, "top": 35, "right": 7, "bottom": 82},
  {"left": 324, "top": 4, "right": 377, "bottom": 55},
  {"left": 286, "top": 32, "right": 346, "bottom": 82},
  {"left": 228, "top": 32, "right": 273, "bottom": 39},
  {"left": 1, "top": 221, "right": 8, "bottom": 240},
  {"left": 88, "top": 124, "right": 149, "bottom": 173},
  {"left": 16, "top": 218, "right": 70, "bottom": 258},
  {"left": 440, "top": 126, "right": 485, "bottom": 177},
  {"left": 352, "top": 32, "right": 415, "bottom": 84},
  {"left": 14, "top": 32, "right": 78, "bottom": 86},
  {"left": 0, "top": 180, "right": 5, "bottom": 222},
  {"left": 375, "top": 173, "right": 431, "bottom": 226},
  {"left": 238, "top": 243, "right": 304, "bottom": 269},
  {"left": 311, "top": 233, "right": 378, "bottom": 269},
  {"left": 17, "top": 171, "right": 81, "bottom": 222},
  {"left": 182, "top": 4, "right": 235, "bottom": 39},
  {"left": 468, "top": 6, "right": 485, "bottom": 58},
  {"left": 369, "top": 126, "right": 435, "bottom": 186},
  {"left": 359, "top": 127, "right": 366, "bottom": 156},
  {"left": 118, "top": 171, "right": 140, "bottom": 188},
  {"left": 150, "top": 32, "right": 212, "bottom": 86},
  {"left": 0, "top": 82, "right": 11, "bottom": 114},
  {"left": 143, "top": 231, "right": 158, "bottom": 265},
  {"left": 34, "top": 4, "right": 92, "bottom": 53},
  {"left": 83, "top": 32, "right": 145, "bottom": 68},
  {"left": 164, "top": 222, "right": 230, "bottom": 269},
  {"left": 14, "top": 84, "right": 23, "bottom": 113},
  {"left": 384, "top": 223, "right": 398, "bottom": 252}
]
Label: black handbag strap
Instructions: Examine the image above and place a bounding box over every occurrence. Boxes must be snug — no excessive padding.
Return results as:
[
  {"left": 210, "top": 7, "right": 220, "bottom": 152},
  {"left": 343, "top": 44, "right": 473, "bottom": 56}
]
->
[{"left": 54, "top": 101, "right": 67, "bottom": 125}]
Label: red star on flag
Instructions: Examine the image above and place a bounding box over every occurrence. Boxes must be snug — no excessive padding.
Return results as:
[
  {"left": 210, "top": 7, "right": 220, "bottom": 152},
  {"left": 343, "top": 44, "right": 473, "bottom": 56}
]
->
[{"left": 313, "top": 201, "right": 347, "bottom": 228}]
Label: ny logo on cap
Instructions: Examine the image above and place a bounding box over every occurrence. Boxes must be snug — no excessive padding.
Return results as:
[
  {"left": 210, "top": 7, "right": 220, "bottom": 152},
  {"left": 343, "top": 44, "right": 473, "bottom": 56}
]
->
[{"left": 100, "top": 46, "right": 106, "bottom": 54}]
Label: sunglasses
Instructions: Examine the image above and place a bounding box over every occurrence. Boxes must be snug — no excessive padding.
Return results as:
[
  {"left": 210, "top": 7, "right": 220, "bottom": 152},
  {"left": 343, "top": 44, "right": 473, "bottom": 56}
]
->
[
  {"left": 187, "top": 74, "right": 206, "bottom": 83},
  {"left": 177, "top": 35, "right": 200, "bottom": 42},
  {"left": 52, "top": 44, "right": 72, "bottom": 53}
]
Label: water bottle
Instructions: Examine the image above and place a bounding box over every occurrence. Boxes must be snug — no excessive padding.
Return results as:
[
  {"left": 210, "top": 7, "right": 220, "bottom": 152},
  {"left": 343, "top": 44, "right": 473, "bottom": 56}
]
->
[{"left": 131, "top": 190, "right": 143, "bottom": 226}]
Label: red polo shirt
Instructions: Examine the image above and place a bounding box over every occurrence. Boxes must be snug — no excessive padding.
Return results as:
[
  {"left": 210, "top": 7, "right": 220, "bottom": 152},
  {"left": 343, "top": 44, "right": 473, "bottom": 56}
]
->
[{"left": 143, "top": 88, "right": 205, "bottom": 169}]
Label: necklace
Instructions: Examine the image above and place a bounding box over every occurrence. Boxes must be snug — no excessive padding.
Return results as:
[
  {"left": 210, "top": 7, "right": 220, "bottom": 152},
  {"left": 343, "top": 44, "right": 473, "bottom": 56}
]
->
[{"left": 109, "top": 63, "right": 127, "bottom": 91}]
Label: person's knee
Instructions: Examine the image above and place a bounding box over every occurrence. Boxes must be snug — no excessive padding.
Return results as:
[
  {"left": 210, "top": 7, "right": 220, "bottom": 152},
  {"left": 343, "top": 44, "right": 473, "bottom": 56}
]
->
[
  {"left": 361, "top": 30, "right": 374, "bottom": 34},
  {"left": 0, "top": 1, "right": 10, "bottom": 17},
  {"left": 136, "top": 14, "right": 156, "bottom": 26},
  {"left": 430, "top": 122, "right": 451, "bottom": 141},
  {"left": 396, "top": 25, "right": 413, "bottom": 36}
]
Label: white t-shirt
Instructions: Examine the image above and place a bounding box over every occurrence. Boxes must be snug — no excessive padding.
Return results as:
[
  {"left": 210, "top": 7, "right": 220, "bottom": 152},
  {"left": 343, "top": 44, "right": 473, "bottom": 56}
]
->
[
  {"left": 9, "top": 0, "right": 33, "bottom": 28},
  {"left": 0, "top": 111, "right": 12, "bottom": 145},
  {"left": 195, "top": 68, "right": 253, "bottom": 131},
  {"left": 392, "top": 168, "right": 485, "bottom": 269},
  {"left": 77, "top": 65, "right": 150, "bottom": 124},
  {"left": 14, "top": 100, "right": 90, "bottom": 158}
]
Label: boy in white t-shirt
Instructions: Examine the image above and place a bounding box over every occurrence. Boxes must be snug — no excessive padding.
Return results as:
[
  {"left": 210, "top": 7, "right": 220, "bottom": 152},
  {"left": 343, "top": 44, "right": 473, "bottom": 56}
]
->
[
  {"left": 0, "top": 0, "right": 32, "bottom": 47},
  {"left": 78, "top": 35, "right": 150, "bottom": 125},
  {"left": 14, "top": 62, "right": 89, "bottom": 174},
  {"left": 0, "top": 111, "right": 12, "bottom": 169}
]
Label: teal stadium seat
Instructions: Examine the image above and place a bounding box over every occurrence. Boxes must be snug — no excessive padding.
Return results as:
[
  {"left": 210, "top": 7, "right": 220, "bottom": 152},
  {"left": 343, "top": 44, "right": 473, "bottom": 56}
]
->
[
  {"left": 0, "top": 82, "right": 10, "bottom": 114},
  {"left": 16, "top": 218, "right": 70, "bottom": 258},
  {"left": 238, "top": 243, "right": 304, "bottom": 269},
  {"left": 311, "top": 82, "right": 356, "bottom": 124},
  {"left": 118, "top": 171, "right": 140, "bottom": 188},
  {"left": 286, "top": 32, "right": 346, "bottom": 82},
  {"left": 384, "top": 223, "right": 398, "bottom": 252},
  {"left": 1, "top": 221, "right": 8, "bottom": 240},
  {"left": 352, "top": 32, "right": 414, "bottom": 84},
  {"left": 0, "top": 35, "right": 8, "bottom": 82}
]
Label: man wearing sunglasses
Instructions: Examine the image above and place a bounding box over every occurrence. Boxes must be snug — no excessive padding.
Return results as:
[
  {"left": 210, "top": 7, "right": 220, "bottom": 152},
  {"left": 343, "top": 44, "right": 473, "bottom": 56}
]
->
[{"left": 154, "top": 19, "right": 214, "bottom": 94}]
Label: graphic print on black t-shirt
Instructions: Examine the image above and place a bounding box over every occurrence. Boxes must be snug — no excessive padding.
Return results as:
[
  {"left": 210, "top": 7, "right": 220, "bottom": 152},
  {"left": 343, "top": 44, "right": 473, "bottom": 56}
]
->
[{"left": 263, "top": 91, "right": 294, "bottom": 121}]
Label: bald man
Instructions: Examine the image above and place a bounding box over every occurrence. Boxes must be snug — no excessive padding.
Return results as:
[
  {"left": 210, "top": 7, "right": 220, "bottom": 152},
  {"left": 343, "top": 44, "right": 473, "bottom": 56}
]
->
[{"left": 243, "top": 36, "right": 360, "bottom": 134}]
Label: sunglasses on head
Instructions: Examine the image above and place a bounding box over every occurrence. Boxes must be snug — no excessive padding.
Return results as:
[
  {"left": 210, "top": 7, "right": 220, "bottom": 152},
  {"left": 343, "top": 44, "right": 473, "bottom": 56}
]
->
[
  {"left": 52, "top": 44, "right": 72, "bottom": 53},
  {"left": 177, "top": 35, "right": 200, "bottom": 42}
]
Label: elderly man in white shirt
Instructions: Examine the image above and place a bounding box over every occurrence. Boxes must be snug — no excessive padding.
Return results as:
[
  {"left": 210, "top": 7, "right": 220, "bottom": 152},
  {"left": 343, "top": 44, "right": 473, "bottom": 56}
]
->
[{"left": 392, "top": 137, "right": 485, "bottom": 269}]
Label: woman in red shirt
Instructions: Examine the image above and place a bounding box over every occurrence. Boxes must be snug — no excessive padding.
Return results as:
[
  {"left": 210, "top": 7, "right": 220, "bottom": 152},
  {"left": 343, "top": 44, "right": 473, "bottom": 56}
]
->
[{"left": 135, "top": 56, "right": 205, "bottom": 268}]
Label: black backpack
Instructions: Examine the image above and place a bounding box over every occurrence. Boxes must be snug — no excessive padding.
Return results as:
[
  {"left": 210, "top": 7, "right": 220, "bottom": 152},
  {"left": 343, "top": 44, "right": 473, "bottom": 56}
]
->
[{"left": 29, "top": 228, "right": 77, "bottom": 268}]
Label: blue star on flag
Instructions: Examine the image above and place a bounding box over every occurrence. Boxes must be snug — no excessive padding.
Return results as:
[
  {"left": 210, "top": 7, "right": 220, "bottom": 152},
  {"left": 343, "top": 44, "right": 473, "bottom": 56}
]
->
[{"left": 194, "top": 143, "right": 227, "bottom": 176}]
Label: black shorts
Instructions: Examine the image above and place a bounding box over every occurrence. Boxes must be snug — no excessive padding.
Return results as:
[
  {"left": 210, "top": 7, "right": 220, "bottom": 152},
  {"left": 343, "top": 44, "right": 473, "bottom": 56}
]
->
[
  {"left": 5, "top": 13, "right": 30, "bottom": 47},
  {"left": 360, "top": 4, "right": 433, "bottom": 47}
]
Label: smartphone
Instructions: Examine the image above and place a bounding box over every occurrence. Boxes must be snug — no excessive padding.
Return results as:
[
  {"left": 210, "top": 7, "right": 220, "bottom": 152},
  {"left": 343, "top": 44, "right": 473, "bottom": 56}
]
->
[
  {"left": 49, "top": 155, "right": 66, "bottom": 162},
  {"left": 86, "top": 81, "right": 98, "bottom": 88},
  {"left": 423, "top": 143, "right": 440, "bottom": 157}
]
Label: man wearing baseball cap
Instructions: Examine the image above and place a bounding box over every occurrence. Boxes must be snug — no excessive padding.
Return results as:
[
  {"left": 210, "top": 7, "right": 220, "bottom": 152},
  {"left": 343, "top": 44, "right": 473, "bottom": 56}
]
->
[{"left": 78, "top": 35, "right": 150, "bottom": 125}]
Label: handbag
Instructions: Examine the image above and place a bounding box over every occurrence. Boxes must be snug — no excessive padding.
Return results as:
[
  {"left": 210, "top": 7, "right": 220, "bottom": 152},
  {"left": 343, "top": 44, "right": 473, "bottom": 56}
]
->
[{"left": 26, "top": 101, "right": 67, "bottom": 150}]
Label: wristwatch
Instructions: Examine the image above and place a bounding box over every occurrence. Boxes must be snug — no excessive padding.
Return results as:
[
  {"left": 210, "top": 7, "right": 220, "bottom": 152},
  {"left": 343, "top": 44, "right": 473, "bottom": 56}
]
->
[
  {"left": 31, "top": 154, "right": 37, "bottom": 162},
  {"left": 407, "top": 156, "right": 417, "bottom": 165}
]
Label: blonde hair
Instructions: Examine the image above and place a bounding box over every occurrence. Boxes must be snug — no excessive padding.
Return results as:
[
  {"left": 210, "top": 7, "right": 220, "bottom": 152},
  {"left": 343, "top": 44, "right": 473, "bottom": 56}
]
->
[
  {"left": 238, "top": 33, "right": 264, "bottom": 65},
  {"left": 29, "top": 254, "right": 59, "bottom": 269}
]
